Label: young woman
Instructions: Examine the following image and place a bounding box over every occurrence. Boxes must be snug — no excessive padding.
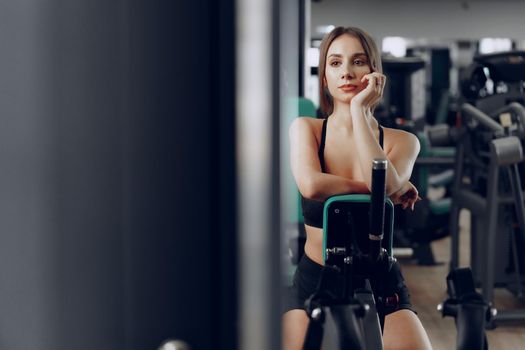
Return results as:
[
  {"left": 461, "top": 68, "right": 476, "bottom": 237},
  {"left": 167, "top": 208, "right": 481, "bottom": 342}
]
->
[{"left": 283, "top": 26, "right": 433, "bottom": 350}]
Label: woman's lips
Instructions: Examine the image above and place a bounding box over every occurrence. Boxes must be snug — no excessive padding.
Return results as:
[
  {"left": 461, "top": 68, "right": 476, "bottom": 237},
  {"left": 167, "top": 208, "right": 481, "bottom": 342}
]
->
[{"left": 339, "top": 84, "right": 358, "bottom": 92}]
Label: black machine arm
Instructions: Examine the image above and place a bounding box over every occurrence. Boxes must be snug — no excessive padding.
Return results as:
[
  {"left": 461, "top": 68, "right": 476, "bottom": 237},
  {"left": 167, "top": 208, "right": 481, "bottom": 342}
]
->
[
  {"left": 461, "top": 103, "right": 505, "bottom": 135},
  {"left": 369, "top": 159, "right": 387, "bottom": 262},
  {"left": 438, "top": 268, "right": 495, "bottom": 350}
]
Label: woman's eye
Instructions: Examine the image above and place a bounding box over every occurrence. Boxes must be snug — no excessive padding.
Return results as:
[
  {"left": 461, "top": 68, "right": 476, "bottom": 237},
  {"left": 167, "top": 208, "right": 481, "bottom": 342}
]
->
[
  {"left": 354, "top": 59, "right": 365, "bottom": 65},
  {"left": 330, "top": 61, "right": 340, "bottom": 67}
]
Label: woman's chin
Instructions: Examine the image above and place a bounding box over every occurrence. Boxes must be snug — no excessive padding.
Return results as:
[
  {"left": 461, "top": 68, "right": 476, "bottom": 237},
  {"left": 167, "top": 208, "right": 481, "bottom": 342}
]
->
[{"left": 334, "top": 94, "right": 354, "bottom": 104}]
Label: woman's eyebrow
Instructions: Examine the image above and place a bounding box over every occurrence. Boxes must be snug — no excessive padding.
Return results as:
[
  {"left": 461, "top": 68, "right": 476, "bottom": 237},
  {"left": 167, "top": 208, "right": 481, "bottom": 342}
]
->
[{"left": 327, "top": 52, "right": 367, "bottom": 59}]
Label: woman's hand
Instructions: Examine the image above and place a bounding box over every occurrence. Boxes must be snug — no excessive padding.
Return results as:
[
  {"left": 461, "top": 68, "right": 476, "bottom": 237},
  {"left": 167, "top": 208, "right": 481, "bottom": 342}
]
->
[
  {"left": 390, "top": 181, "right": 421, "bottom": 210},
  {"left": 350, "top": 72, "right": 386, "bottom": 113}
]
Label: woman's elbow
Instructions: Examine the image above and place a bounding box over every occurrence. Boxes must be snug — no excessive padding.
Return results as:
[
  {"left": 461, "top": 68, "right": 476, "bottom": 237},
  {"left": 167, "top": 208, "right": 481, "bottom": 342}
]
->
[{"left": 299, "top": 177, "right": 319, "bottom": 200}]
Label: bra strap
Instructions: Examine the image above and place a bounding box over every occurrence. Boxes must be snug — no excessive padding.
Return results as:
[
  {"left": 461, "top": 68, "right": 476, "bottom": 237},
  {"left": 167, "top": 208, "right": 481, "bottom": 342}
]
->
[
  {"left": 379, "top": 124, "right": 384, "bottom": 149},
  {"left": 318, "top": 117, "right": 328, "bottom": 172}
]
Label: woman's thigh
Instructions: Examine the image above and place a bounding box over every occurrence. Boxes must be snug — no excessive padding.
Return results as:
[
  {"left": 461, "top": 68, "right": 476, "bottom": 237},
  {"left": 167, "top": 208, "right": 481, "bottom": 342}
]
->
[
  {"left": 283, "top": 308, "right": 433, "bottom": 350},
  {"left": 282, "top": 309, "right": 309, "bottom": 350},
  {"left": 383, "top": 309, "right": 433, "bottom": 350}
]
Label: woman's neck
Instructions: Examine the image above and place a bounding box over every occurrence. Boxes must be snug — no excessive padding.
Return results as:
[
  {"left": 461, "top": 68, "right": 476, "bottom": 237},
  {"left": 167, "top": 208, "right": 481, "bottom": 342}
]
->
[{"left": 330, "top": 101, "right": 375, "bottom": 132}]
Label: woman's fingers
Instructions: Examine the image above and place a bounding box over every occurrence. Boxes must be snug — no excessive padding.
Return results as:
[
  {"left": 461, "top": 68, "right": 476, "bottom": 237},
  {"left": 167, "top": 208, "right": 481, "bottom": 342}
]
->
[
  {"left": 363, "top": 73, "right": 385, "bottom": 91},
  {"left": 395, "top": 182, "right": 420, "bottom": 210},
  {"left": 400, "top": 194, "right": 418, "bottom": 211},
  {"left": 375, "top": 74, "right": 382, "bottom": 94},
  {"left": 359, "top": 74, "right": 382, "bottom": 106},
  {"left": 400, "top": 190, "right": 415, "bottom": 201}
]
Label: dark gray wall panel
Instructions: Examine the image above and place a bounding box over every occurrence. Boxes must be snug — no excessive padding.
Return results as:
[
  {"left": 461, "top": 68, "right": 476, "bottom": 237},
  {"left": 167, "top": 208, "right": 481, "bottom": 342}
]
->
[{"left": 0, "top": 1, "right": 237, "bottom": 350}]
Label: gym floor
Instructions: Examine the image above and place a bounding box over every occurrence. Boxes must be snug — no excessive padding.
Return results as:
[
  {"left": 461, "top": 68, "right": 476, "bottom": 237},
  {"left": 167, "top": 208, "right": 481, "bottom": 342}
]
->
[{"left": 402, "top": 209, "right": 525, "bottom": 350}]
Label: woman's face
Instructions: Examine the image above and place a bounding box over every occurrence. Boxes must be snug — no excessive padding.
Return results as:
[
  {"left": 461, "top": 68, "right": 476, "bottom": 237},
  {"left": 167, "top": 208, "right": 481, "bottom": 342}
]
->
[{"left": 324, "top": 34, "right": 372, "bottom": 104}]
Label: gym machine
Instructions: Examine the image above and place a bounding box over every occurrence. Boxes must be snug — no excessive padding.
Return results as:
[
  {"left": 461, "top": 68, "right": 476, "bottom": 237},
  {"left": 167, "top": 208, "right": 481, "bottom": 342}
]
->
[
  {"left": 439, "top": 51, "right": 525, "bottom": 325},
  {"left": 381, "top": 56, "right": 455, "bottom": 265}
]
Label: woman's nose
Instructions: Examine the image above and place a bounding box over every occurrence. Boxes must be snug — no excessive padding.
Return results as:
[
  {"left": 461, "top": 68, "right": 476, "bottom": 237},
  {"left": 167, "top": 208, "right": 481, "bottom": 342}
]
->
[{"left": 341, "top": 72, "right": 354, "bottom": 80}]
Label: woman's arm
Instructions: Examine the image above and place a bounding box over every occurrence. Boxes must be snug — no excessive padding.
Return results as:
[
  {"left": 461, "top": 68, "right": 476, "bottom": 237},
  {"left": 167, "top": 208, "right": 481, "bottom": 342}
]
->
[
  {"left": 352, "top": 112, "right": 420, "bottom": 195},
  {"left": 289, "top": 117, "right": 370, "bottom": 201},
  {"left": 351, "top": 73, "right": 420, "bottom": 195}
]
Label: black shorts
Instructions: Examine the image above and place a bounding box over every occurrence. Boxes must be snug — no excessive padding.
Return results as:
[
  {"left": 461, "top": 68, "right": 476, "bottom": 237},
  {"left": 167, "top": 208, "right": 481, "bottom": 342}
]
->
[{"left": 283, "top": 254, "right": 415, "bottom": 322}]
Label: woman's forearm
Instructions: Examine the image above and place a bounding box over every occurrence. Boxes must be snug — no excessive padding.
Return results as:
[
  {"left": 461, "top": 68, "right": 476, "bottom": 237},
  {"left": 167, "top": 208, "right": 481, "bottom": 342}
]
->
[
  {"left": 301, "top": 172, "right": 370, "bottom": 201},
  {"left": 352, "top": 108, "right": 404, "bottom": 195}
]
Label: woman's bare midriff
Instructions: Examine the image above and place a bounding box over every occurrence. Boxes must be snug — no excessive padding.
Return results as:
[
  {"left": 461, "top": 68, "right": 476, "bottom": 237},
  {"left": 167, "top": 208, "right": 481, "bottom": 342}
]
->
[{"left": 303, "top": 224, "right": 325, "bottom": 265}]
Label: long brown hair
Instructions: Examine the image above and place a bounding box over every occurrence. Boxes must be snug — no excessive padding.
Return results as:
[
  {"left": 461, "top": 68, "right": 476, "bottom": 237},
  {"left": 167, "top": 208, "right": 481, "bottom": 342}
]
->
[{"left": 318, "top": 26, "right": 383, "bottom": 117}]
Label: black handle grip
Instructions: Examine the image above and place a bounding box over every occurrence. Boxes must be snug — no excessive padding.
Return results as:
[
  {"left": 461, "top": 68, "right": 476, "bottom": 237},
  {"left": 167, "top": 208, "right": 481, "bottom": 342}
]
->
[{"left": 369, "top": 159, "right": 387, "bottom": 261}]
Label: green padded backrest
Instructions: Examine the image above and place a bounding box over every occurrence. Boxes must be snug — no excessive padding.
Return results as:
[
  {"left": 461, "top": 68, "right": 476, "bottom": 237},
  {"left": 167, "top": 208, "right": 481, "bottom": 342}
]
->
[
  {"left": 295, "top": 97, "right": 318, "bottom": 223},
  {"left": 322, "top": 194, "right": 394, "bottom": 263}
]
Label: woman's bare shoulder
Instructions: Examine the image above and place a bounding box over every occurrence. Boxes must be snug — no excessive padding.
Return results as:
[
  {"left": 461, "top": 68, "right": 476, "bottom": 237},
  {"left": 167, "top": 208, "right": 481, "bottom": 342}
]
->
[
  {"left": 291, "top": 116, "right": 324, "bottom": 128},
  {"left": 289, "top": 117, "right": 324, "bottom": 139}
]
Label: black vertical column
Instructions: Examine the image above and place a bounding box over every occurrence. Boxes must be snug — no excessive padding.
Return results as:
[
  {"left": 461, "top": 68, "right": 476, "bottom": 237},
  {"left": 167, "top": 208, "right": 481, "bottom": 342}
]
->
[
  {"left": 209, "top": 1, "right": 238, "bottom": 349},
  {"left": 298, "top": 0, "right": 306, "bottom": 97},
  {"left": 122, "top": 1, "right": 237, "bottom": 350},
  {"left": 123, "top": 0, "right": 236, "bottom": 350}
]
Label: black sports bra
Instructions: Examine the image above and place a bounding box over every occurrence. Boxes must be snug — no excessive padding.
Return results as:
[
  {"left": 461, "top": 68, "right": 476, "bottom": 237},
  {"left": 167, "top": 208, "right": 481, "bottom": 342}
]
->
[{"left": 301, "top": 117, "right": 384, "bottom": 228}]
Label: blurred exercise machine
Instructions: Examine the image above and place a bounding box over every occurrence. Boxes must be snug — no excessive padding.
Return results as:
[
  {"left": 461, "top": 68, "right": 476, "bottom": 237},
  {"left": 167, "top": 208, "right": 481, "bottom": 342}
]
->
[
  {"left": 438, "top": 51, "right": 525, "bottom": 326},
  {"left": 381, "top": 56, "right": 455, "bottom": 265}
]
